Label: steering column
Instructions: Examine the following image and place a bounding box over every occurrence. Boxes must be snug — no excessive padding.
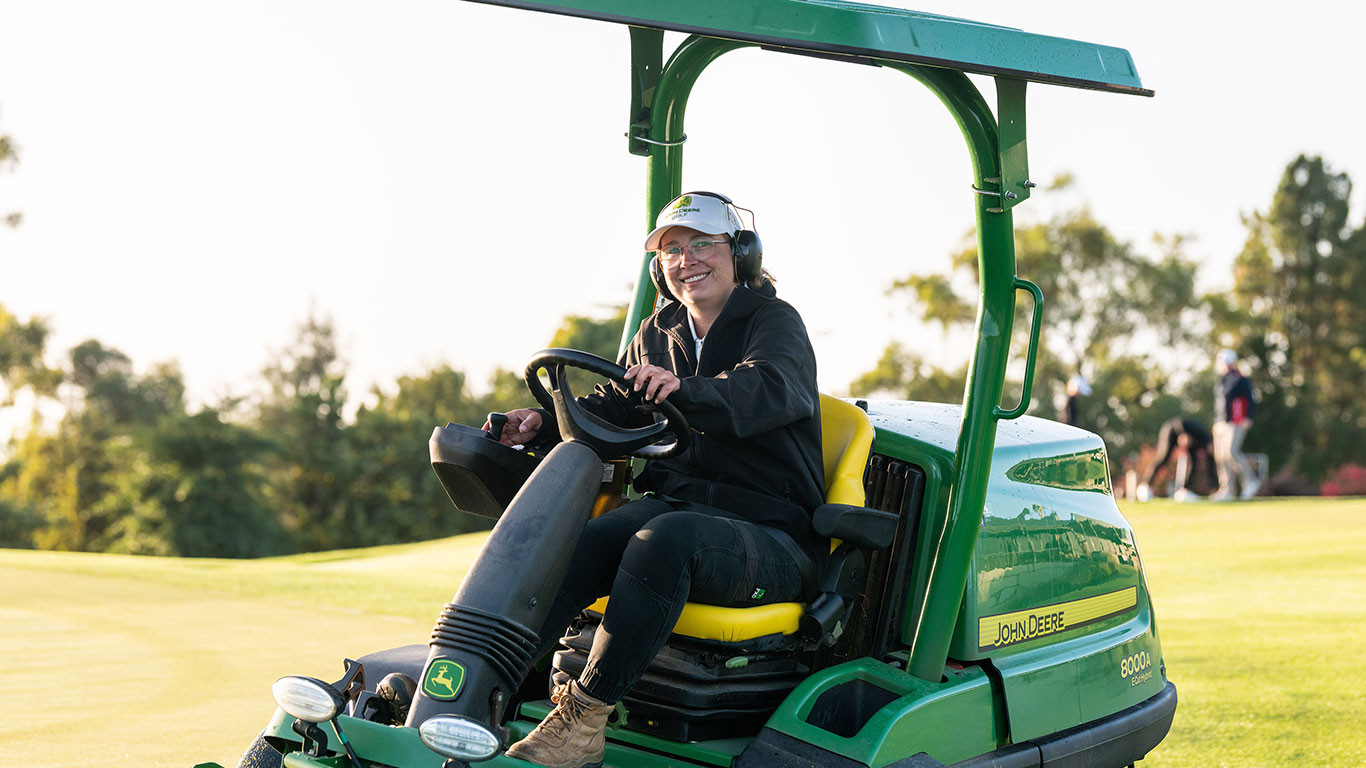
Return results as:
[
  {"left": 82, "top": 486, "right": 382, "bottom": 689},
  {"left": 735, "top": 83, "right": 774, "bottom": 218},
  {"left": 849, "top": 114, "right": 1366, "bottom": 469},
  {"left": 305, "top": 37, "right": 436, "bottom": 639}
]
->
[{"left": 404, "top": 349, "right": 689, "bottom": 749}]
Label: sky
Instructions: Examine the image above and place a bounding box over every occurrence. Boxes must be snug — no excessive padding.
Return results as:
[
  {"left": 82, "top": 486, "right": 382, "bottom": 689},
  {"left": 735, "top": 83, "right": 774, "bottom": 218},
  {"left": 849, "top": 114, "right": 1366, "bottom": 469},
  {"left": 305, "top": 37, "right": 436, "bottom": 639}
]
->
[{"left": 2, "top": 0, "right": 1364, "bottom": 419}]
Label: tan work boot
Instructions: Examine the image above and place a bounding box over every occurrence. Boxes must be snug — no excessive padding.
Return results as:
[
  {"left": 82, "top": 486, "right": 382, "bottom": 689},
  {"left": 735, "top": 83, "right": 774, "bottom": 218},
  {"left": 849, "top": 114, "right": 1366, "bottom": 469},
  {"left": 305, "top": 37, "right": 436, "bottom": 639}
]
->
[{"left": 504, "top": 681, "right": 612, "bottom": 768}]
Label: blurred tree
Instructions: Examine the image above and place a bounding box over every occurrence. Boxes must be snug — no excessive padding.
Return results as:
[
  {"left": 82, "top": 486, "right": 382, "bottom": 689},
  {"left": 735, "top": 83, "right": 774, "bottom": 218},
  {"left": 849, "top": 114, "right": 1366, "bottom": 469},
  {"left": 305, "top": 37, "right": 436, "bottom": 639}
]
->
[
  {"left": 479, "top": 368, "right": 530, "bottom": 412},
  {"left": 544, "top": 305, "right": 630, "bottom": 396},
  {"left": 1213, "top": 154, "right": 1366, "bottom": 480},
  {"left": 0, "top": 427, "right": 73, "bottom": 549},
  {"left": 0, "top": 498, "right": 40, "bottom": 547},
  {"left": 0, "top": 305, "right": 62, "bottom": 543},
  {"left": 94, "top": 409, "right": 287, "bottom": 557},
  {"left": 0, "top": 422, "right": 44, "bottom": 548},
  {"left": 4, "top": 341, "right": 194, "bottom": 551},
  {"left": 348, "top": 366, "right": 501, "bottom": 541},
  {"left": 857, "top": 194, "right": 1203, "bottom": 474},
  {"left": 336, "top": 307, "right": 633, "bottom": 545},
  {"left": 1, "top": 107, "right": 20, "bottom": 229},
  {"left": 848, "top": 343, "right": 968, "bottom": 404},
  {"left": 549, "top": 305, "right": 630, "bottom": 361},
  {"left": 0, "top": 304, "right": 61, "bottom": 403},
  {"left": 43, "top": 344, "right": 183, "bottom": 549},
  {"left": 68, "top": 341, "right": 185, "bottom": 424},
  {"left": 255, "top": 313, "right": 350, "bottom": 551}
]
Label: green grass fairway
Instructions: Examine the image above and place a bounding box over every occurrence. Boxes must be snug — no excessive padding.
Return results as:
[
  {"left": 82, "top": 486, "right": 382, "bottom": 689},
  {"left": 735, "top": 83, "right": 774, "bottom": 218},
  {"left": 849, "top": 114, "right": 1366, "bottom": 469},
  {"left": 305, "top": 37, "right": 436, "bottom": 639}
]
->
[
  {"left": 2, "top": 498, "right": 1363, "bottom": 767},
  {"left": 1124, "top": 497, "right": 1366, "bottom": 768},
  {"left": 0, "top": 535, "right": 488, "bottom": 768}
]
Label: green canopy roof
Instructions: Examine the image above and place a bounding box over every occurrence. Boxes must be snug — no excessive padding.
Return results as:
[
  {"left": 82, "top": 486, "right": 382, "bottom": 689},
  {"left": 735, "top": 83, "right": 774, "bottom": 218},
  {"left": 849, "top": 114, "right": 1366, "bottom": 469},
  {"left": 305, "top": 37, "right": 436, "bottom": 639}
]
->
[{"left": 464, "top": 0, "right": 1152, "bottom": 96}]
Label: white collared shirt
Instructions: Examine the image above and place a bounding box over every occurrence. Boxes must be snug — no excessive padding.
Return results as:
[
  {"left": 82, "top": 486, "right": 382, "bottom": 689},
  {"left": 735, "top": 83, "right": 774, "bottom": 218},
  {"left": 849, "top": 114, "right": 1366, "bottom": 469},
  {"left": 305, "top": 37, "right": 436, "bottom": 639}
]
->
[{"left": 686, "top": 312, "right": 705, "bottom": 362}]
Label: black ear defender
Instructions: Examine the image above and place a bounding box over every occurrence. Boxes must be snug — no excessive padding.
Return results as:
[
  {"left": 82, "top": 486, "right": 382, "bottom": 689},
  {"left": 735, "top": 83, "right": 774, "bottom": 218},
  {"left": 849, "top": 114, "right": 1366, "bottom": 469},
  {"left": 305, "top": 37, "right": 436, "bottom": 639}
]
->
[
  {"left": 649, "top": 254, "right": 677, "bottom": 304},
  {"left": 681, "top": 190, "right": 763, "bottom": 284},
  {"left": 731, "top": 228, "right": 763, "bottom": 284}
]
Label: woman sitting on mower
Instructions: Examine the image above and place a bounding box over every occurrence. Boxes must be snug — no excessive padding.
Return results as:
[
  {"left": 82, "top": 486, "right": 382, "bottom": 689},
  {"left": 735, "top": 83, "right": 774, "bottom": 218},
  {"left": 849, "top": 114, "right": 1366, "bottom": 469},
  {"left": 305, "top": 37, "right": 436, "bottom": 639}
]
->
[{"left": 488, "top": 191, "right": 824, "bottom": 768}]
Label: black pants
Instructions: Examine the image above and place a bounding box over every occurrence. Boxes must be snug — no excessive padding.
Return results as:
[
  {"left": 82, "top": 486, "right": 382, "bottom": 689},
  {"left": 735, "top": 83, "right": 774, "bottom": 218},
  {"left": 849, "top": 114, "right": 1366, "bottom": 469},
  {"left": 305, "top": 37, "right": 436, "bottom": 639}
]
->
[{"left": 533, "top": 495, "right": 811, "bottom": 703}]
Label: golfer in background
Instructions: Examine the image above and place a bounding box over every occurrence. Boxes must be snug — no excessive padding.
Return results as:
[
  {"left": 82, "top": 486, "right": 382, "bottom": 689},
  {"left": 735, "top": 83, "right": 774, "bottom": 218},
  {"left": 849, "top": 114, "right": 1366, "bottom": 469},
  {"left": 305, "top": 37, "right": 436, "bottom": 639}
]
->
[{"left": 1212, "top": 349, "right": 1258, "bottom": 500}]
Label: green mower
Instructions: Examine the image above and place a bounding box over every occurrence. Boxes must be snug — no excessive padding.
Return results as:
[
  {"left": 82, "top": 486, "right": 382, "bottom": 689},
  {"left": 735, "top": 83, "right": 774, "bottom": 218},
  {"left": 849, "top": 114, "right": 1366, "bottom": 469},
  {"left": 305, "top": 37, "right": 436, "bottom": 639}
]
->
[{"left": 204, "top": 3, "right": 1175, "bottom": 767}]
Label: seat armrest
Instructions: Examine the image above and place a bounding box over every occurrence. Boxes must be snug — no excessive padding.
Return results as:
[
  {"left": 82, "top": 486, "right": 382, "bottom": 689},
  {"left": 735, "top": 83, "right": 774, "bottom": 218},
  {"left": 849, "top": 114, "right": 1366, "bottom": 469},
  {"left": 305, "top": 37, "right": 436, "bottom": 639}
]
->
[{"left": 812, "top": 503, "right": 899, "bottom": 549}]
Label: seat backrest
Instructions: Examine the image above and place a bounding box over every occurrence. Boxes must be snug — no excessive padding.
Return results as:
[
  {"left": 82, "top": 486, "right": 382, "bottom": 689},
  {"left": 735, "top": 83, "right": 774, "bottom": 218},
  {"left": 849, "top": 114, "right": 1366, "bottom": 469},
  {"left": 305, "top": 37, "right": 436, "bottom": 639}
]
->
[
  {"left": 819, "top": 394, "right": 874, "bottom": 507},
  {"left": 584, "top": 396, "right": 877, "bottom": 647}
]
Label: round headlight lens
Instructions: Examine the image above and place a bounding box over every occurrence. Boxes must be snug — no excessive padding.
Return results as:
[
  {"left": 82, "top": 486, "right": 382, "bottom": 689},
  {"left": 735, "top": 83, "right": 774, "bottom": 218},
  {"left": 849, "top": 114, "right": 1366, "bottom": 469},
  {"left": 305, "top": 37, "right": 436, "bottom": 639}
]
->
[
  {"left": 418, "top": 715, "right": 501, "bottom": 762},
  {"left": 272, "top": 676, "right": 346, "bottom": 723}
]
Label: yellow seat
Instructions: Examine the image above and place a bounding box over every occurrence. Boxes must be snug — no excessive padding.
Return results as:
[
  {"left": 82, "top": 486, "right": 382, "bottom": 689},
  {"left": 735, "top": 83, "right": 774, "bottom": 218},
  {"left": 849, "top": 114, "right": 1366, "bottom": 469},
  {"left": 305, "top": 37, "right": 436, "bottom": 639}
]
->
[
  {"left": 588, "top": 394, "right": 875, "bottom": 642},
  {"left": 817, "top": 394, "right": 877, "bottom": 509}
]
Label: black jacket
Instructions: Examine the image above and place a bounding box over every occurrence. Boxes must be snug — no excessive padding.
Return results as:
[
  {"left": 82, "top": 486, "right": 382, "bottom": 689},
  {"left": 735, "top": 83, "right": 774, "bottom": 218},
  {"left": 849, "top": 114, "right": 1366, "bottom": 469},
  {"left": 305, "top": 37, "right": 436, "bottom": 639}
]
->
[
  {"left": 1215, "top": 370, "right": 1256, "bottom": 423},
  {"left": 566, "top": 281, "right": 826, "bottom": 564},
  {"left": 1158, "top": 417, "right": 1212, "bottom": 450}
]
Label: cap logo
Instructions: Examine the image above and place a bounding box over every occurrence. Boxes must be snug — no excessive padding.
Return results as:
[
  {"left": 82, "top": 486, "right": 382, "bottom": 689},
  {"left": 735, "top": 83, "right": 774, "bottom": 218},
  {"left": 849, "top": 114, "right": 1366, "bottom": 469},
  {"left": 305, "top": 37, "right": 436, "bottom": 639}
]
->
[{"left": 673, "top": 195, "right": 692, "bottom": 209}]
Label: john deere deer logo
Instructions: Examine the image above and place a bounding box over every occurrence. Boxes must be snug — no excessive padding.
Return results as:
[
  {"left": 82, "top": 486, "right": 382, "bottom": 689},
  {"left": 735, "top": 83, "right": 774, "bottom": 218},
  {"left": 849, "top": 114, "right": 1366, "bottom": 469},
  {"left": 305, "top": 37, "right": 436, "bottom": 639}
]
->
[
  {"left": 422, "top": 660, "right": 466, "bottom": 701},
  {"left": 674, "top": 195, "right": 692, "bottom": 208}
]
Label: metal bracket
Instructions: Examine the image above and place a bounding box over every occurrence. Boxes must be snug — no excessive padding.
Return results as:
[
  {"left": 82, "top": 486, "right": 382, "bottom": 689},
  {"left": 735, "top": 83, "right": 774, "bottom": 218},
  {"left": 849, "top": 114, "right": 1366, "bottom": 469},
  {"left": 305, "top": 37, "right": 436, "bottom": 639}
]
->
[
  {"left": 633, "top": 134, "right": 687, "bottom": 147},
  {"left": 627, "top": 27, "right": 666, "bottom": 156},
  {"left": 972, "top": 175, "right": 1036, "bottom": 214},
  {"left": 972, "top": 177, "right": 1015, "bottom": 215},
  {"left": 994, "top": 77, "right": 1033, "bottom": 212}
]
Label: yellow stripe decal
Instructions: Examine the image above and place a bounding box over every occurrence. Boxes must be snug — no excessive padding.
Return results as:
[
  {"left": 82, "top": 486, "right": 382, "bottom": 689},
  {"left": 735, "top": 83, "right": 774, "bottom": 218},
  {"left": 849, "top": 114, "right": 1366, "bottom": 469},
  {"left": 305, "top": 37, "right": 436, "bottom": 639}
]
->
[{"left": 978, "top": 586, "right": 1138, "bottom": 652}]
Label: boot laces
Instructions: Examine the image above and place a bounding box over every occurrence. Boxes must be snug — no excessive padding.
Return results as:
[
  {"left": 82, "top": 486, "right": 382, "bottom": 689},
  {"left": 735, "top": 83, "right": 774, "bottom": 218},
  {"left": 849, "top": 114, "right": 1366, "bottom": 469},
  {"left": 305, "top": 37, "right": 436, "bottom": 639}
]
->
[
  {"left": 550, "top": 680, "right": 571, "bottom": 705},
  {"left": 542, "top": 690, "right": 593, "bottom": 738}
]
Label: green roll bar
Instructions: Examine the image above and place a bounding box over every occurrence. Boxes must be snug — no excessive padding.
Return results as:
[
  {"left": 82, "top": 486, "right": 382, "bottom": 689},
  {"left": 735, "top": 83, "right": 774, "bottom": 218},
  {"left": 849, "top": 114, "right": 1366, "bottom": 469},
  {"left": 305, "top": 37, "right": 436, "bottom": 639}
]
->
[
  {"left": 460, "top": 0, "right": 1150, "bottom": 684},
  {"left": 627, "top": 35, "right": 1040, "bottom": 681}
]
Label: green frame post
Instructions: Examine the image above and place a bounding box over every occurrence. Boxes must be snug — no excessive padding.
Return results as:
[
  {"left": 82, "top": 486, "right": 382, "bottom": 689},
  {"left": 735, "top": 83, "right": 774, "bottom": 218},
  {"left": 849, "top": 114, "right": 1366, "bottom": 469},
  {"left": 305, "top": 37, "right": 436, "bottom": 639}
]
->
[
  {"left": 620, "top": 34, "right": 751, "bottom": 356},
  {"left": 886, "top": 65, "right": 1024, "bottom": 680}
]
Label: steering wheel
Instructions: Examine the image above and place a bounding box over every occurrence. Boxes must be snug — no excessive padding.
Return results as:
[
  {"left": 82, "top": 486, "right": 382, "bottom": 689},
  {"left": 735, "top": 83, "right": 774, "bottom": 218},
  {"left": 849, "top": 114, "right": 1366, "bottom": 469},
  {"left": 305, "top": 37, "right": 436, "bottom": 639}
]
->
[{"left": 524, "top": 348, "right": 690, "bottom": 460}]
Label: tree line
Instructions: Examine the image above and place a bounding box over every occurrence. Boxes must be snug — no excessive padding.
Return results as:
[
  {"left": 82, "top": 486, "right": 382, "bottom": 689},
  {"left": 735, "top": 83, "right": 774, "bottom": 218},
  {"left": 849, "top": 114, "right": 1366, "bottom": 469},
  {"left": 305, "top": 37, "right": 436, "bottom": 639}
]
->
[
  {"left": 3, "top": 153, "right": 1363, "bottom": 558},
  {"left": 0, "top": 306, "right": 625, "bottom": 557}
]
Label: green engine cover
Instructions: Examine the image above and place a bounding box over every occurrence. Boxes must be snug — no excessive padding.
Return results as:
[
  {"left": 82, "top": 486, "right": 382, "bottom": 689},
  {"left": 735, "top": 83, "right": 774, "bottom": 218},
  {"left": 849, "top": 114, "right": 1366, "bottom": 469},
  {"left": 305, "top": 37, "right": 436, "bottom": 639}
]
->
[{"left": 864, "top": 401, "right": 1167, "bottom": 742}]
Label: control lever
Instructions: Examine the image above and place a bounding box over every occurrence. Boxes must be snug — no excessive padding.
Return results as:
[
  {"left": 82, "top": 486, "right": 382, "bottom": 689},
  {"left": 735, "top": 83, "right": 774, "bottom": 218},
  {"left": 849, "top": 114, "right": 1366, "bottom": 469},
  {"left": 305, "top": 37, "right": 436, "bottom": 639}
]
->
[{"left": 485, "top": 412, "right": 509, "bottom": 441}]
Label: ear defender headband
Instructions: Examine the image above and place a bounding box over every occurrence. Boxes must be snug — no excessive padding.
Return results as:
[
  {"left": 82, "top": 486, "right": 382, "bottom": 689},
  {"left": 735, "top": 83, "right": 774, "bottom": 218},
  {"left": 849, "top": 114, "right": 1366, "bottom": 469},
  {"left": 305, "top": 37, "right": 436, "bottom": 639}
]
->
[{"left": 649, "top": 191, "right": 764, "bottom": 304}]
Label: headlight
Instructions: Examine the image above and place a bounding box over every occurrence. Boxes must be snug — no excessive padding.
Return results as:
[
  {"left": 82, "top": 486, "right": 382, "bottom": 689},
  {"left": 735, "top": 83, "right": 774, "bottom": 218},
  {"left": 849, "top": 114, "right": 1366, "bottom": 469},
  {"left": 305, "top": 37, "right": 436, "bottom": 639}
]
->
[
  {"left": 272, "top": 676, "right": 347, "bottom": 723},
  {"left": 418, "top": 715, "right": 501, "bottom": 762}
]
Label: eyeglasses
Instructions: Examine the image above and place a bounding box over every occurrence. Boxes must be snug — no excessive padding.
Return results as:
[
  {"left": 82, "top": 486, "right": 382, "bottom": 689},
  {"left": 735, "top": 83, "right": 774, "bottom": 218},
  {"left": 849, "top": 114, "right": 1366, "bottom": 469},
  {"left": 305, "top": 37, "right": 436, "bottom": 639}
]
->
[{"left": 657, "top": 238, "right": 729, "bottom": 262}]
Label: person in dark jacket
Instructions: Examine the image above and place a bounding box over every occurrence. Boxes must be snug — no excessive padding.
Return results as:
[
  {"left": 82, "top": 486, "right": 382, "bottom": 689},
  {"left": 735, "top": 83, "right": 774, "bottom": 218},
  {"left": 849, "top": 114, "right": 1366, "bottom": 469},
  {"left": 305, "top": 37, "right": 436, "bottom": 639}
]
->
[
  {"left": 1061, "top": 374, "right": 1091, "bottom": 427},
  {"left": 491, "top": 191, "right": 823, "bottom": 768},
  {"left": 1136, "top": 417, "right": 1214, "bottom": 502},
  {"left": 1212, "top": 348, "right": 1258, "bottom": 500}
]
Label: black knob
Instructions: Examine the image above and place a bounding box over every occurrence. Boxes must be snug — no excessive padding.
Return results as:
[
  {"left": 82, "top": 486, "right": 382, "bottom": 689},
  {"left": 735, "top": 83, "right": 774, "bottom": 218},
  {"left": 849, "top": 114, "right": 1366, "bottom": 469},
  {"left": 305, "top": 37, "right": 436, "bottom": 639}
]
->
[{"left": 486, "top": 412, "right": 509, "bottom": 441}]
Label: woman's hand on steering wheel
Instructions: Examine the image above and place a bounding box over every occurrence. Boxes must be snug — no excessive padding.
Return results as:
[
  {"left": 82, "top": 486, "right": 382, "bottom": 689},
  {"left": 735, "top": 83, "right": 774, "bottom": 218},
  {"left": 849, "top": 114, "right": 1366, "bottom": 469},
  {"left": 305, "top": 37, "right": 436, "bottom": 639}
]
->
[
  {"left": 625, "top": 364, "right": 681, "bottom": 404},
  {"left": 524, "top": 348, "right": 690, "bottom": 460}
]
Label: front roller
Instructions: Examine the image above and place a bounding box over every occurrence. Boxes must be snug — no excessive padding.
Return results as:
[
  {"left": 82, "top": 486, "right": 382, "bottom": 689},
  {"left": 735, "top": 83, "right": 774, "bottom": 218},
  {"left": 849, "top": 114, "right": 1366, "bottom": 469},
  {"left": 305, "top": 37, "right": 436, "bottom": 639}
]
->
[{"left": 403, "top": 349, "right": 690, "bottom": 759}]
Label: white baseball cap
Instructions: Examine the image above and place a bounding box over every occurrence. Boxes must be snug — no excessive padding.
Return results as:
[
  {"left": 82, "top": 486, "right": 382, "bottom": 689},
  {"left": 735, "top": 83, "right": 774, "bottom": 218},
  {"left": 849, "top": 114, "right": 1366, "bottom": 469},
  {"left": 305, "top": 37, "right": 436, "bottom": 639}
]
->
[
  {"left": 643, "top": 192, "right": 743, "bottom": 251},
  {"left": 1216, "top": 348, "right": 1238, "bottom": 366}
]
